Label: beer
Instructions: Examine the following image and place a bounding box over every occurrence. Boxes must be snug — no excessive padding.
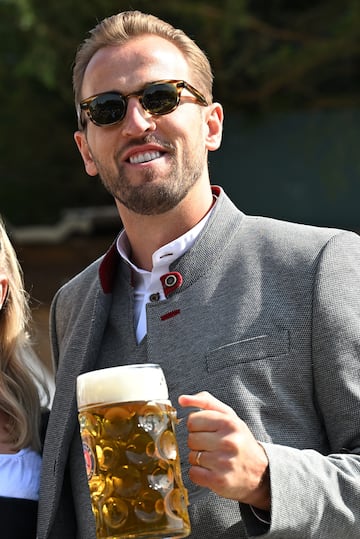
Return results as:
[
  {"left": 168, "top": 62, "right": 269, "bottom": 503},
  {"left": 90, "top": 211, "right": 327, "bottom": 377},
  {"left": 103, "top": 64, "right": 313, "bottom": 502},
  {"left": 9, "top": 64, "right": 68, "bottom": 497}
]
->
[{"left": 77, "top": 364, "right": 191, "bottom": 539}]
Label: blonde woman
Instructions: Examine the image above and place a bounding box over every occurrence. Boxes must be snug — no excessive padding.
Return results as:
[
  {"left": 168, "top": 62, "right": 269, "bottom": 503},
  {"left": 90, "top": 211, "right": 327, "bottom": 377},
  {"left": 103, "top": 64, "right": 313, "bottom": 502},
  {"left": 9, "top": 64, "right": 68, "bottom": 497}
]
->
[{"left": 0, "top": 217, "right": 50, "bottom": 538}]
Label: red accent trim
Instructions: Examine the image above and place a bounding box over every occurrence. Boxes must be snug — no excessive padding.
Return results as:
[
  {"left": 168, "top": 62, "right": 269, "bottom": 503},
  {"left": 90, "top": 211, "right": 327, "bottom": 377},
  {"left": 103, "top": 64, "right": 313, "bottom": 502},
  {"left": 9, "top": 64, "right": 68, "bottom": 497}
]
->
[
  {"left": 211, "top": 185, "right": 221, "bottom": 197},
  {"left": 161, "top": 309, "right": 180, "bottom": 321},
  {"left": 160, "top": 272, "right": 183, "bottom": 298},
  {"left": 99, "top": 241, "right": 120, "bottom": 293}
]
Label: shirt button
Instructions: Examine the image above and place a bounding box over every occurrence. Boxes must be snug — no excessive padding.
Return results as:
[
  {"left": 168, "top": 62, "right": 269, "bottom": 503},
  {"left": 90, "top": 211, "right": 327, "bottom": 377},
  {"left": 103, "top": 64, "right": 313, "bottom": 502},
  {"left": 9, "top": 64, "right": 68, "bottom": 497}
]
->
[{"left": 149, "top": 292, "right": 160, "bottom": 302}]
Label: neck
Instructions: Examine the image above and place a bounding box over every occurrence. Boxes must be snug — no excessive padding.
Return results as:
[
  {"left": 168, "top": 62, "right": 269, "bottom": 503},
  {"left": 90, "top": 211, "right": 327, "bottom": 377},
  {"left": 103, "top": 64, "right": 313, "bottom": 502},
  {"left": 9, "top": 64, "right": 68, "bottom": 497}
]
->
[{"left": 117, "top": 183, "right": 213, "bottom": 271}]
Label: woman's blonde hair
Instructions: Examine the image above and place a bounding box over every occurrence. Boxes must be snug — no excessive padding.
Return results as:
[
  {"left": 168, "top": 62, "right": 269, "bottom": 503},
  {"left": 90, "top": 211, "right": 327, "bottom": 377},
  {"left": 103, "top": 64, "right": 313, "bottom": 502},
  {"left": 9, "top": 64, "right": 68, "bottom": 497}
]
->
[
  {"left": 73, "top": 10, "right": 213, "bottom": 121},
  {"left": 0, "top": 218, "right": 48, "bottom": 452}
]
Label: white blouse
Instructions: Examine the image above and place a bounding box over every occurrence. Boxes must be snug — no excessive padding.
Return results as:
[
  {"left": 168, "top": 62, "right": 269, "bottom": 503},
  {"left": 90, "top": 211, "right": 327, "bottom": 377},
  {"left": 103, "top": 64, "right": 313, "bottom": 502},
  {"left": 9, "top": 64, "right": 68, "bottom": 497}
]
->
[{"left": 0, "top": 447, "right": 41, "bottom": 500}]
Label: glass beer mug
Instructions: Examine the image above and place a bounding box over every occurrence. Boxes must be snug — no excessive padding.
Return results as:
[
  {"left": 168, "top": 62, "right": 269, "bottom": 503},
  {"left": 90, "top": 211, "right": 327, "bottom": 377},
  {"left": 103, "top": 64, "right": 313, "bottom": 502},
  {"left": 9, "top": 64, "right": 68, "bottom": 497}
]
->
[{"left": 76, "top": 364, "right": 191, "bottom": 539}]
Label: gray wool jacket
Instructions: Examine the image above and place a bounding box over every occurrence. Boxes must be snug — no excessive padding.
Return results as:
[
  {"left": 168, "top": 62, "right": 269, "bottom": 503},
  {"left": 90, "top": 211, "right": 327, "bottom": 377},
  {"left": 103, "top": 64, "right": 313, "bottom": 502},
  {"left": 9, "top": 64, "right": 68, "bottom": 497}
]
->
[{"left": 38, "top": 187, "right": 360, "bottom": 539}]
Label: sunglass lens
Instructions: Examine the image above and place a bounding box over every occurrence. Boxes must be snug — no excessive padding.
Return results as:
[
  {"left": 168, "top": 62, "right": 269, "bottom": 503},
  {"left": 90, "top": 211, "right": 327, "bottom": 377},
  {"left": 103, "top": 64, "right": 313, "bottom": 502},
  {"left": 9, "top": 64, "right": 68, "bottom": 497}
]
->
[
  {"left": 142, "top": 83, "right": 178, "bottom": 114},
  {"left": 90, "top": 93, "right": 126, "bottom": 125}
]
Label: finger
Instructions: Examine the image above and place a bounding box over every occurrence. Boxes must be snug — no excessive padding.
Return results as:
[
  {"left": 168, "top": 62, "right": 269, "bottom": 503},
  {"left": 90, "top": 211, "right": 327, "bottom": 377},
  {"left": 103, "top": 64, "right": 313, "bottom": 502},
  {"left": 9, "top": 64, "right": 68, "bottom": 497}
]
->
[
  {"left": 189, "top": 450, "right": 210, "bottom": 469},
  {"left": 179, "top": 392, "right": 236, "bottom": 416},
  {"left": 176, "top": 406, "right": 203, "bottom": 423},
  {"left": 187, "top": 431, "right": 218, "bottom": 450},
  {"left": 187, "top": 410, "right": 226, "bottom": 433}
]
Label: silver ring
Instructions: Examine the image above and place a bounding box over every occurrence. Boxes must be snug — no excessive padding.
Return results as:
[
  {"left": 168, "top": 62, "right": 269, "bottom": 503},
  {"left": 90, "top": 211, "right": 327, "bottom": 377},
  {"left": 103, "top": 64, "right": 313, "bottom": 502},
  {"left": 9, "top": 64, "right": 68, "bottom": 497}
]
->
[{"left": 195, "top": 450, "right": 202, "bottom": 466}]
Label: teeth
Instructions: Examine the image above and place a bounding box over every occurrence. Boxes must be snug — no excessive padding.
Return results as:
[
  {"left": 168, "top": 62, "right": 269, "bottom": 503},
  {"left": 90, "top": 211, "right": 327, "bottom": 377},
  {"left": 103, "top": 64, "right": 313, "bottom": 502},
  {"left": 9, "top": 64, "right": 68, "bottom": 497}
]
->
[{"left": 129, "top": 151, "right": 161, "bottom": 164}]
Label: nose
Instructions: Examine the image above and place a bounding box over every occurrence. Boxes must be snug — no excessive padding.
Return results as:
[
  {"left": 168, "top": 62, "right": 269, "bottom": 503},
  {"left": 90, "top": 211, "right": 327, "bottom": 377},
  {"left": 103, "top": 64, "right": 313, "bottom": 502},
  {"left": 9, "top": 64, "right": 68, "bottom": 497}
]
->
[{"left": 120, "top": 97, "right": 156, "bottom": 137}]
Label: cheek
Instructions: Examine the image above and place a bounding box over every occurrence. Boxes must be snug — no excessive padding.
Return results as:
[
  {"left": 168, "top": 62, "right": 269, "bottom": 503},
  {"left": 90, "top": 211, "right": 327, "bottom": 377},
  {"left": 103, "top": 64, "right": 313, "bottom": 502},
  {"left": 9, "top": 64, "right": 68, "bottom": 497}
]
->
[
  {"left": 185, "top": 122, "right": 207, "bottom": 155},
  {"left": 170, "top": 117, "right": 204, "bottom": 149}
]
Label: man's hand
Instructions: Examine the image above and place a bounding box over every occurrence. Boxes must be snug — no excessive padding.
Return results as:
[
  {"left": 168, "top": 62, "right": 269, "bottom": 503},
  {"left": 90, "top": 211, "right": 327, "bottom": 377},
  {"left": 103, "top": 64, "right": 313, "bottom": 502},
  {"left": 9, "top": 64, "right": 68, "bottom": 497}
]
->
[{"left": 178, "top": 391, "right": 270, "bottom": 511}]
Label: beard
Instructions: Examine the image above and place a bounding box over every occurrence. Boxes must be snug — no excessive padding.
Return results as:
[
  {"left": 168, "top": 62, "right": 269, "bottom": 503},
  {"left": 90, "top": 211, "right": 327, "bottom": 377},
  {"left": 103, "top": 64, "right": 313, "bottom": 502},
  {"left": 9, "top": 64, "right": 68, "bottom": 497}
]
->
[{"left": 92, "top": 135, "right": 206, "bottom": 215}]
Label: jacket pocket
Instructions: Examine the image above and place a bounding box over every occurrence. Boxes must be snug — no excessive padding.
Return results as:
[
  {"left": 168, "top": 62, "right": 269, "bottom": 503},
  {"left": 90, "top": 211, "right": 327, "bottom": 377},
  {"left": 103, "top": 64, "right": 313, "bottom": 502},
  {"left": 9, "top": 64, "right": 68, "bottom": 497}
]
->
[{"left": 205, "top": 330, "right": 289, "bottom": 372}]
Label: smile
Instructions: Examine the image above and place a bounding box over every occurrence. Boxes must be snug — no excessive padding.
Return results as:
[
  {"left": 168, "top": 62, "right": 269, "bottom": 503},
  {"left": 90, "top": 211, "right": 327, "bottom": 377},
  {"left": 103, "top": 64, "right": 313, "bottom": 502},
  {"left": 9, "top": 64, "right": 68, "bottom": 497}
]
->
[{"left": 129, "top": 151, "right": 162, "bottom": 164}]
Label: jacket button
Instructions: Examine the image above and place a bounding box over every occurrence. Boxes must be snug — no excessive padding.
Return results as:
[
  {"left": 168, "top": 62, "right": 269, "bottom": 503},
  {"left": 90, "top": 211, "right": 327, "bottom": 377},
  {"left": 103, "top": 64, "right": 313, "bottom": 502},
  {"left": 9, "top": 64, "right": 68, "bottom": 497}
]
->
[
  {"left": 149, "top": 292, "right": 160, "bottom": 302},
  {"left": 164, "top": 274, "right": 177, "bottom": 287}
]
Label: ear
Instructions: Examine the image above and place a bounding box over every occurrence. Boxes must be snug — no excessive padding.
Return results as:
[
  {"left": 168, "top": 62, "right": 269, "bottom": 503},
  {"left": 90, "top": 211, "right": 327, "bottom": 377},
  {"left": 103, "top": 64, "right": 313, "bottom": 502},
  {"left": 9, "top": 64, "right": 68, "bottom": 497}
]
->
[
  {"left": 204, "top": 102, "right": 223, "bottom": 152},
  {"left": 74, "top": 130, "right": 99, "bottom": 177},
  {"left": 0, "top": 274, "right": 8, "bottom": 310}
]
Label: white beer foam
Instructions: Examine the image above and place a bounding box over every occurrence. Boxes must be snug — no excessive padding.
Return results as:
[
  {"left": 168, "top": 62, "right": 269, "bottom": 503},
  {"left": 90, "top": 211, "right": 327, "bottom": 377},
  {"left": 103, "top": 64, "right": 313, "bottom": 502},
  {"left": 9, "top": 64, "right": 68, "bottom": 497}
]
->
[{"left": 77, "top": 364, "right": 169, "bottom": 408}]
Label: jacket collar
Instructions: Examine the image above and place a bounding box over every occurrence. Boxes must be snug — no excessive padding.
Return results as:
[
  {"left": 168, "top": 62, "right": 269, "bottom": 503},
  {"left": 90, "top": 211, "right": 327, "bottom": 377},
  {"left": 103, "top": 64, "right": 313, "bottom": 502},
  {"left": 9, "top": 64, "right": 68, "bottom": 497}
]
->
[{"left": 98, "top": 185, "right": 242, "bottom": 294}]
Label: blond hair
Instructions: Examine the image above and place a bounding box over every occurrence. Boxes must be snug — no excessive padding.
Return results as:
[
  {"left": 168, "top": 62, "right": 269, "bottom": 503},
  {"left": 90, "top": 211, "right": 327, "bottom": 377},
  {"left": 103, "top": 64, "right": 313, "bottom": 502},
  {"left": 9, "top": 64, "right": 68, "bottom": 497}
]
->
[
  {"left": 0, "top": 218, "right": 48, "bottom": 452},
  {"left": 73, "top": 10, "right": 213, "bottom": 112}
]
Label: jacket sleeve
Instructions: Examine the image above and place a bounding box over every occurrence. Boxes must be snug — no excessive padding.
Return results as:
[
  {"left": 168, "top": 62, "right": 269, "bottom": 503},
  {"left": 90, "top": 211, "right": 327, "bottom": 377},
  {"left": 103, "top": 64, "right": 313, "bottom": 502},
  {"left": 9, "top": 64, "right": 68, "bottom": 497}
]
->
[{"left": 243, "top": 230, "right": 360, "bottom": 538}]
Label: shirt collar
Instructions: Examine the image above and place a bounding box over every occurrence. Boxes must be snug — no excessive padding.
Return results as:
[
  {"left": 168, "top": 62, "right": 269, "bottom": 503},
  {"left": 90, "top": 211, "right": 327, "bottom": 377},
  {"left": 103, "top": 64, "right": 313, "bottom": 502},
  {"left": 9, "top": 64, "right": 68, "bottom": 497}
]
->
[{"left": 116, "top": 194, "right": 217, "bottom": 276}]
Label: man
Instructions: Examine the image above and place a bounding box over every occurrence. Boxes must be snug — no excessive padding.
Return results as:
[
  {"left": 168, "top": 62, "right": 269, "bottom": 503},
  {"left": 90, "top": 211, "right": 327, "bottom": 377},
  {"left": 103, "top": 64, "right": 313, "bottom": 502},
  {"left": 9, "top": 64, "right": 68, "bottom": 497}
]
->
[{"left": 38, "top": 10, "right": 360, "bottom": 539}]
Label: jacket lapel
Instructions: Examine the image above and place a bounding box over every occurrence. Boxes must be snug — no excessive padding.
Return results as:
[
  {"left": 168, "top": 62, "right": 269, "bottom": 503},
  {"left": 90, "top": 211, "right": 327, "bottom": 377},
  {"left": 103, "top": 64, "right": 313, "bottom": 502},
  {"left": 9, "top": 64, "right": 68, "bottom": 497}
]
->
[{"left": 38, "top": 280, "right": 113, "bottom": 538}]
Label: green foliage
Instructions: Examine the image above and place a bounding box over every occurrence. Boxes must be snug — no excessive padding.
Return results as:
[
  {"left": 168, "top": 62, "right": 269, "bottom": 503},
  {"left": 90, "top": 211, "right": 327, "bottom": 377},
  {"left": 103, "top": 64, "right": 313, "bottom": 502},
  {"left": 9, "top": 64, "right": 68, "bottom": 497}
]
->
[{"left": 0, "top": 0, "right": 359, "bottom": 224}]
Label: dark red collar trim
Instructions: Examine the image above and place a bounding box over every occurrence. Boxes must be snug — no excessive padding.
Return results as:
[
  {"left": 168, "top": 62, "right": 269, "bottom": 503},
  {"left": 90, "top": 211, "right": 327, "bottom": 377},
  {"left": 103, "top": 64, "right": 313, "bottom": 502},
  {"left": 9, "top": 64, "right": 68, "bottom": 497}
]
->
[
  {"left": 99, "top": 241, "right": 120, "bottom": 293},
  {"left": 212, "top": 185, "right": 221, "bottom": 198}
]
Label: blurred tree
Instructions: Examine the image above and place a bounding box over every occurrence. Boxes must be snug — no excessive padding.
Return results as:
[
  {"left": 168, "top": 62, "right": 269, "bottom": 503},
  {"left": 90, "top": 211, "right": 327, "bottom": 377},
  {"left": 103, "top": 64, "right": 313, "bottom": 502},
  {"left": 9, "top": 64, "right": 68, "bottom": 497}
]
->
[{"left": 0, "top": 0, "right": 359, "bottom": 224}]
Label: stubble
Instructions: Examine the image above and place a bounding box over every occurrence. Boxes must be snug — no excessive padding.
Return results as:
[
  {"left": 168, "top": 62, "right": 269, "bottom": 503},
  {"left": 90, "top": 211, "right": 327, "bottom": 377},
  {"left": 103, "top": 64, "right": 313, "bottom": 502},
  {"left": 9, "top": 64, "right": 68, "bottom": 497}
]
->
[{"left": 93, "top": 135, "right": 206, "bottom": 215}]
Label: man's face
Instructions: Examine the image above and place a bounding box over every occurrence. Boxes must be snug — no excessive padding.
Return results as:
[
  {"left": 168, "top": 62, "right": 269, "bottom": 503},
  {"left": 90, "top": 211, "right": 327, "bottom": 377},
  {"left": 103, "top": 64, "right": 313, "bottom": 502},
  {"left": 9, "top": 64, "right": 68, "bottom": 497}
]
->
[{"left": 74, "top": 35, "right": 222, "bottom": 216}]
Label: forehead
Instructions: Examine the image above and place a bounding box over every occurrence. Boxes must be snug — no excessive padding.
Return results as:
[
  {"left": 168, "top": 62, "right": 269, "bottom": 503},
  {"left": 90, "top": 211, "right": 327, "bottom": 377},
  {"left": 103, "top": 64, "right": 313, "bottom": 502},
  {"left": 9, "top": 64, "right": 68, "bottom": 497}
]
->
[{"left": 82, "top": 35, "right": 191, "bottom": 97}]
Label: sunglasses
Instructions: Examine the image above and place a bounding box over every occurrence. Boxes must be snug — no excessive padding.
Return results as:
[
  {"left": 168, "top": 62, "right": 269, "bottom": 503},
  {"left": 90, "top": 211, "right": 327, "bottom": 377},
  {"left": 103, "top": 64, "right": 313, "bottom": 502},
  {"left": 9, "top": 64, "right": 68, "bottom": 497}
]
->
[{"left": 79, "top": 79, "right": 208, "bottom": 127}]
